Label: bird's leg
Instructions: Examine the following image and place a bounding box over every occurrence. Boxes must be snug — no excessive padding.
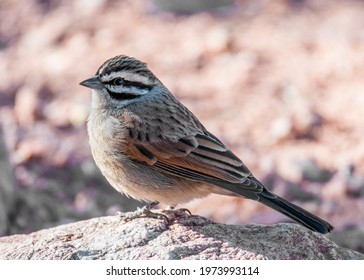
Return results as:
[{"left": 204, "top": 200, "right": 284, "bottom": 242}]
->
[{"left": 117, "top": 201, "right": 168, "bottom": 222}]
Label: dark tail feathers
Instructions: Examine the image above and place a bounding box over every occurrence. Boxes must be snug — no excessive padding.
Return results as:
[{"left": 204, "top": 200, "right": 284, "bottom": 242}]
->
[{"left": 258, "top": 189, "right": 334, "bottom": 234}]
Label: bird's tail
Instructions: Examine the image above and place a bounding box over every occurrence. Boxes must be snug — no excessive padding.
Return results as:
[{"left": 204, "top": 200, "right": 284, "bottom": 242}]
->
[{"left": 258, "top": 189, "right": 334, "bottom": 234}]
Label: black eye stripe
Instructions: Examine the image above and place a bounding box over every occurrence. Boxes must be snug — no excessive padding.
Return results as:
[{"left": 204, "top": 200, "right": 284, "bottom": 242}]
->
[
  {"left": 104, "top": 78, "right": 153, "bottom": 91},
  {"left": 106, "top": 88, "right": 140, "bottom": 100}
]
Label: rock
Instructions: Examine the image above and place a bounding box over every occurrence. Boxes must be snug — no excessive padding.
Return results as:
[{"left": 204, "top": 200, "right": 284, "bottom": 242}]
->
[{"left": 0, "top": 212, "right": 362, "bottom": 260}]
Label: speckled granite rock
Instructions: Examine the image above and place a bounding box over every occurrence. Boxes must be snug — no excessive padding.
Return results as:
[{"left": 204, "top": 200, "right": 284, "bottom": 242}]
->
[{"left": 0, "top": 212, "right": 362, "bottom": 260}]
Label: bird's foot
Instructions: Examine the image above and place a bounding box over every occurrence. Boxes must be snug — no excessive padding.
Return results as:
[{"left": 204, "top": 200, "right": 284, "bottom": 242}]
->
[
  {"left": 160, "top": 206, "right": 192, "bottom": 219},
  {"left": 116, "top": 202, "right": 169, "bottom": 222}
]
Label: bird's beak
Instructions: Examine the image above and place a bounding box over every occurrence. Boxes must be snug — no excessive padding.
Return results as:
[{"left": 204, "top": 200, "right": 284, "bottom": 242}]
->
[{"left": 79, "top": 76, "right": 103, "bottom": 90}]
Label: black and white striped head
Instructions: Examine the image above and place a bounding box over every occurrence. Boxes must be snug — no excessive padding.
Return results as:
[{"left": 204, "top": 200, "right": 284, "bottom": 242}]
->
[{"left": 80, "top": 55, "right": 159, "bottom": 108}]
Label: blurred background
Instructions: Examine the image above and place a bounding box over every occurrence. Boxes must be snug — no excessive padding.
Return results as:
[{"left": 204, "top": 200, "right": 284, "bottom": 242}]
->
[{"left": 0, "top": 0, "right": 363, "bottom": 253}]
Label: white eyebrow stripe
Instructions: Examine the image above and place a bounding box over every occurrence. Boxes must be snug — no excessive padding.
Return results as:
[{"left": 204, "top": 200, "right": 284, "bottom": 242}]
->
[{"left": 104, "top": 71, "right": 154, "bottom": 86}]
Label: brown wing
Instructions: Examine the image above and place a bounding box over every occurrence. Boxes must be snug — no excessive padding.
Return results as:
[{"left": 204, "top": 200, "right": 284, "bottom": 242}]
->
[{"left": 125, "top": 124, "right": 262, "bottom": 192}]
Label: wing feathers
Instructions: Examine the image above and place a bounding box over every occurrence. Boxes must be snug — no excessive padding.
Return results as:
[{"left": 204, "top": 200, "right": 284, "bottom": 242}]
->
[
  {"left": 154, "top": 160, "right": 215, "bottom": 181},
  {"left": 134, "top": 144, "right": 157, "bottom": 164},
  {"left": 126, "top": 127, "right": 258, "bottom": 188},
  {"left": 192, "top": 145, "right": 242, "bottom": 167},
  {"left": 170, "top": 136, "right": 198, "bottom": 154},
  {"left": 195, "top": 133, "right": 226, "bottom": 151}
]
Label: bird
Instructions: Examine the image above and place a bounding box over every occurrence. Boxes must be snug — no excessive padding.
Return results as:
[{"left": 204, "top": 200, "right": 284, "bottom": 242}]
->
[{"left": 80, "top": 54, "right": 334, "bottom": 234}]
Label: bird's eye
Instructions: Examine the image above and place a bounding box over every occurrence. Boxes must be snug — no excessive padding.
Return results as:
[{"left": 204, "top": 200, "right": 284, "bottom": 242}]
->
[{"left": 112, "top": 78, "right": 124, "bottom": 86}]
